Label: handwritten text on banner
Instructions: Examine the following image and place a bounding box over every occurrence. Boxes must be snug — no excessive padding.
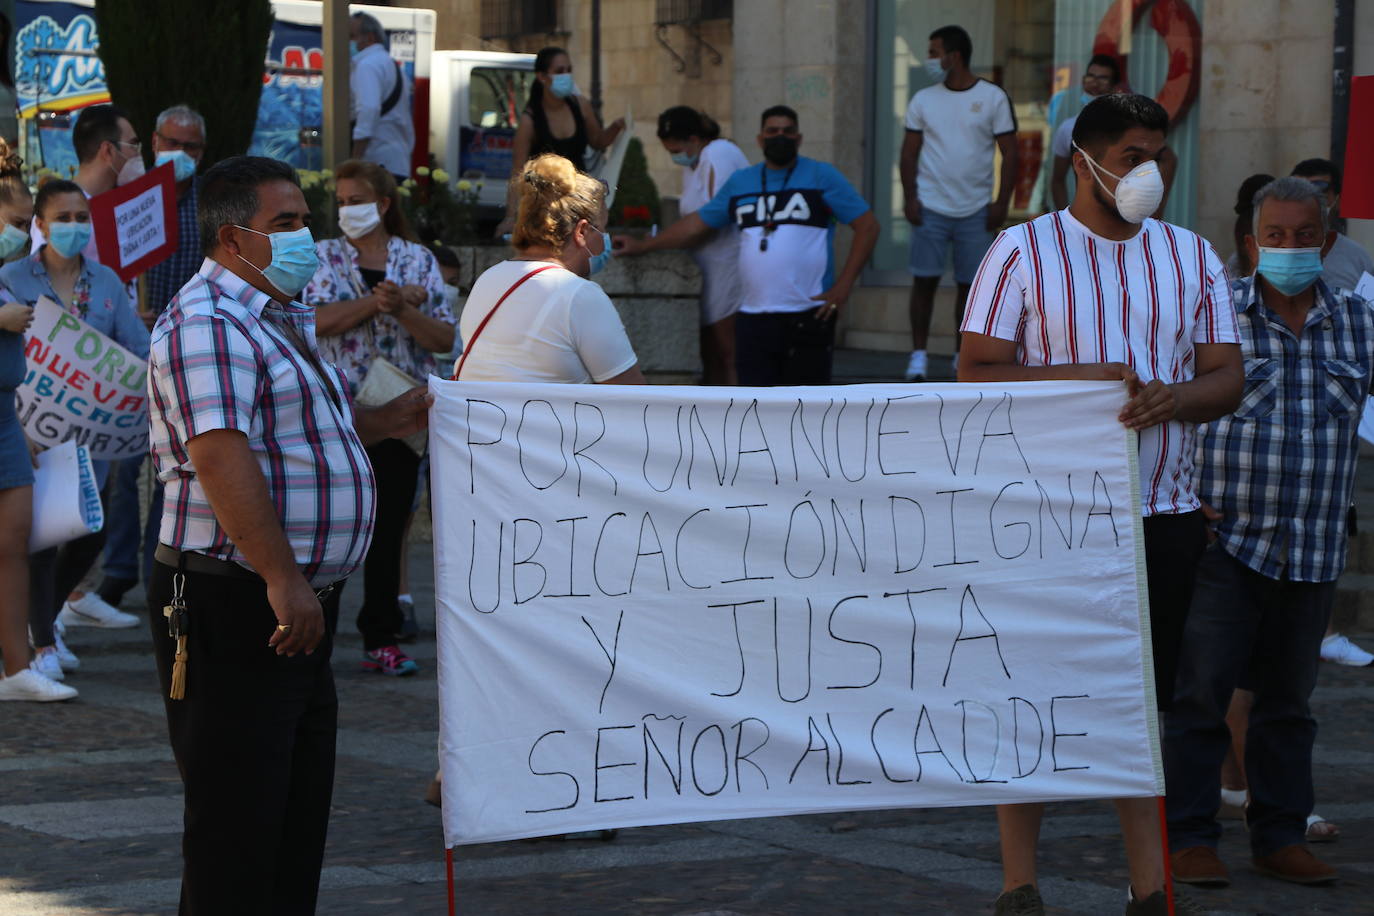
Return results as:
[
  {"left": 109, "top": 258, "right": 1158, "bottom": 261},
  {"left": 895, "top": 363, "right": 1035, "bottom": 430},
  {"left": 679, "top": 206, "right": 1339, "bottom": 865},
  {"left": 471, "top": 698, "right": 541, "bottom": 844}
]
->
[{"left": 430, "top": 381, "right": 1161, "bottom": 846}]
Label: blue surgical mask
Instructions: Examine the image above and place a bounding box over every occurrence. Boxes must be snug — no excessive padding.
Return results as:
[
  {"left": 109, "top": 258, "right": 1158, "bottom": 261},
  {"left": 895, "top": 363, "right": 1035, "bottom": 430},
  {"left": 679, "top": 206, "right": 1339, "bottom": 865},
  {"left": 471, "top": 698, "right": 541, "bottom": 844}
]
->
[
  {"left": 1080, "top": 91, "right": 1096, "bottom": 106},
  {"left": 588, "top": 230, "right": 612, "bottom": 276},
  {"left": 924, "top": 57, "right": 947, "bottom": 80},
  {"left": 155, "top": 149, "right": 197, "bottom": 183},
  {"left": 1256, "top": 246, "right": 1324, "bottom": 296},
  {"left": 48, "top": 221, "right": 91, "bottom": 258},
  {"left": 235, "top": 225, "right": 319, "bottom": 299},
  {"left": 550, "top": 73, "right": 575, "bottom": 98},
  {"left": 349, "top": 40, "right": 359, "bottom": 57},
  {"left": 671, "top": 150, "right": 699, "bottom": 168},
  {"left": 0, "top": 223, "right": 28, "bottom": 260}
]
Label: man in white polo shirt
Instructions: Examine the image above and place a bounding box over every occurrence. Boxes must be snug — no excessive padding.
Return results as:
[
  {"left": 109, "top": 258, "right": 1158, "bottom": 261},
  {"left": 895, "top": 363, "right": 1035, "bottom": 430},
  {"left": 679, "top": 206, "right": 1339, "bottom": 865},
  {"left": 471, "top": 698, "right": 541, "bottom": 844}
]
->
[
  {"left": 959, "top": 93, "right": 1244, "bottom": 916},
  {"left": 900, "top": 24, "right": 1019, "bottom": 381}
]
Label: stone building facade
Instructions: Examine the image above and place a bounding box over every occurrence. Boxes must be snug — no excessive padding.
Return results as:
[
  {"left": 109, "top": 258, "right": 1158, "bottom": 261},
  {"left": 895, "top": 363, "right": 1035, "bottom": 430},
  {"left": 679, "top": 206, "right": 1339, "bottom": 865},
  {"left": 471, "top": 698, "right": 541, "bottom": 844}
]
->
[{"left": 396, "top": 0, "right": 1374, "bottom": 357}]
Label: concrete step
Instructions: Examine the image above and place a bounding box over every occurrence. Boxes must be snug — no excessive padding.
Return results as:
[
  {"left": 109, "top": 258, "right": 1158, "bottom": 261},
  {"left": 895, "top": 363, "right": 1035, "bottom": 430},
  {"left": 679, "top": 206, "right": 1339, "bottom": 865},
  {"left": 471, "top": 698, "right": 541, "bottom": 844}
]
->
[{"left": 1333, "top": 571, "right": 1374, "bottom": 632}]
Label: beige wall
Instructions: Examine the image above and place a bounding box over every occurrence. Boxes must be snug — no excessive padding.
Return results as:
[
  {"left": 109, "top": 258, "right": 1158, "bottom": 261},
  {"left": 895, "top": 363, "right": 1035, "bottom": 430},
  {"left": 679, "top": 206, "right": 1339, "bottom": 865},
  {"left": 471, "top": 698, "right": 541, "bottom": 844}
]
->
[{"left": 1195, "top": 0, "right": 1335, "bottom": 260}]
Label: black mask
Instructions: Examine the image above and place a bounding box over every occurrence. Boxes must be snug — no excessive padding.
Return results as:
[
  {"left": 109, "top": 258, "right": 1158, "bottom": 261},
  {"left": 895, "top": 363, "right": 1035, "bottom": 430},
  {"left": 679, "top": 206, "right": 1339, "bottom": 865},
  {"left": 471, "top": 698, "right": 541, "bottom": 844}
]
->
[{"left": 763, "top": 135, "right": 798, "bottom": 166}]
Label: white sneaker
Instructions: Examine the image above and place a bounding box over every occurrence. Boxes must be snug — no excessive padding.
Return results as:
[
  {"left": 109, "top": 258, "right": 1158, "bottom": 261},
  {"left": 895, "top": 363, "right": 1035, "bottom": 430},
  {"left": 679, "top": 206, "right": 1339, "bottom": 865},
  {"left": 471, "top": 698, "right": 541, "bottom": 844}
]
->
[
  {"left": 1321, "top": 633, "right": 1374, "bottom": 667},
  {"left": 0, "top": 668, "right": 77, "bottom": 702},
  {"left": 52, "top": 628, "right": 79, "bottom": 671},
  {"left": 32, "top": 647, "right": 65, "bottom": 681},
  {"left": 57, "top": 593, "right": 139, "bottom": 629},
  {"left": 904, "top": 350, "right": 928, "bottom": 381}
]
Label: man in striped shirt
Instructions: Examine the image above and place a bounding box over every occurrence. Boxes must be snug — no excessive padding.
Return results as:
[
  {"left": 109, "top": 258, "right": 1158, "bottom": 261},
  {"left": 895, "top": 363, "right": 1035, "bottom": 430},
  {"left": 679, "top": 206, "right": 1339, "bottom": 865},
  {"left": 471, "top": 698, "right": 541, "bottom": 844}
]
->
[
  {"left": 1165, "top": 177, "right": 1365, "bottom": 888},
  {"left": 146, "top": 156, "right": 431, "bottom": 914},
  {"left": 959, "top": 94, "right": 1243, "bottom": 915}
]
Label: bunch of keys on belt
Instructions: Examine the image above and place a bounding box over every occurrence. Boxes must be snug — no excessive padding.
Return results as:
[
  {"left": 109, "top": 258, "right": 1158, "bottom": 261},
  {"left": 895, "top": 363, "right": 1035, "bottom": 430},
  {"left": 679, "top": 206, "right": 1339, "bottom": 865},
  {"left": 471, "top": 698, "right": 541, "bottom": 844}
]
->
[{"left": 163, "top": 572, "right": 190, "bottom": 700}]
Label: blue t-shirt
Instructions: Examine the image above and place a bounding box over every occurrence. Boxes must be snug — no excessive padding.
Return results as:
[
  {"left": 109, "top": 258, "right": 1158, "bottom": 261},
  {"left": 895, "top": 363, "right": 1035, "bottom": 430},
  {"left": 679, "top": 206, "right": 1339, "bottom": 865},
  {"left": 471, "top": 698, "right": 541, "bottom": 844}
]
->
[{"left": 697, "top": 156, "right": 869, "bottom": 314}]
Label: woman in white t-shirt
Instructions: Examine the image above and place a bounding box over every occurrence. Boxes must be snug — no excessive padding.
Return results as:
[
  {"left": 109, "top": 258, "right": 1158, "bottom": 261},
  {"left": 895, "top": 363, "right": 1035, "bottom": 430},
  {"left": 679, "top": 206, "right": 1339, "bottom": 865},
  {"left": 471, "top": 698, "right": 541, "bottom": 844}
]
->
[
  {"left": 656, "top": 106, "right": 750, "bottom": 385},
  {"left": 457, "top": 153, "right": 644, "bottom": 386}
]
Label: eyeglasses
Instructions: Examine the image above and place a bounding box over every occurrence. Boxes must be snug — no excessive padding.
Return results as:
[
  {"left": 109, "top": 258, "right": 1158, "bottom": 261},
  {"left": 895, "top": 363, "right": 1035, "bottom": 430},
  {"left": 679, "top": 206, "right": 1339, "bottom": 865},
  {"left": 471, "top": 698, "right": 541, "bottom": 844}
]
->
[
  {"left": 156, "top": 132, "right": 205, "bottom": 155},
  {"left": 1083, "top": 73, "right": 1114, "bottom": 83},
  {"left": 115, "top": 139, "right": 142, "bottom": 156}
]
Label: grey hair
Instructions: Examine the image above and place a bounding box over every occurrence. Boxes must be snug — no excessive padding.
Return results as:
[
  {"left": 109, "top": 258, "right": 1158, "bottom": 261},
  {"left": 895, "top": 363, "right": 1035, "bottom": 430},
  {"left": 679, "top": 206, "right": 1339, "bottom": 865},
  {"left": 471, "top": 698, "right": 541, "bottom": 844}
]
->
[
  {"left": 156, "top": 104, "right": 205, "bottom": 140},
  {"left": 351, "top": 11, "right": 386, "bottom": 43},
  {"left": 1252, "top": 176, "right": 1330, "bottom": 235}
]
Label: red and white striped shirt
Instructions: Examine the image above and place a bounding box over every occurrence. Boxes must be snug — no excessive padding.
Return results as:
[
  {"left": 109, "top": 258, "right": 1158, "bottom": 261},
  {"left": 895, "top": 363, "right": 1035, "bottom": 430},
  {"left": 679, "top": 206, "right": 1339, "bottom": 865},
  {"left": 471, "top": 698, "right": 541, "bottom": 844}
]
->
[{"left": 961, "top": 210, "right": 1240, "bottom": 516}]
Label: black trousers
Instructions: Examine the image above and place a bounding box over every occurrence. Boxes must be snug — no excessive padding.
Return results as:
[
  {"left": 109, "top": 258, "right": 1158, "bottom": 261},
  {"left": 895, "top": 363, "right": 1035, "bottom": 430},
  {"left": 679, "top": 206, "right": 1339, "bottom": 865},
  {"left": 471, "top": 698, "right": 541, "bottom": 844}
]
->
[
  {"left": 357, "top": 438, "right": 421, "bottom": 650},
  {"left": 1141, "top": 509, "right": 1208, "bottom": 712},
  {"left": 735, "top": 311, "right": 836, "bottom": 386},
  {"left": 29, "top": 528, "right": 106, "bottom": 646},
  {"left": 148, "top": 561, "right": 340, "bottom": 916}
]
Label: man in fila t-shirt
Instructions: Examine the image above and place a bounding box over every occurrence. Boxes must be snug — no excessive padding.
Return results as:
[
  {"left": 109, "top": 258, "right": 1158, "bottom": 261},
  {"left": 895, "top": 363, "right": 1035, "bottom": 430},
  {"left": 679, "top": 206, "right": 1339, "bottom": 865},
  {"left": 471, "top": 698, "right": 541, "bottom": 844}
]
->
[
  {"left": 958, "top": 93, "right": 1243, "bottom": 916},
  {"left": 615, "top": 105, "right": 880, "bottom": 386}
]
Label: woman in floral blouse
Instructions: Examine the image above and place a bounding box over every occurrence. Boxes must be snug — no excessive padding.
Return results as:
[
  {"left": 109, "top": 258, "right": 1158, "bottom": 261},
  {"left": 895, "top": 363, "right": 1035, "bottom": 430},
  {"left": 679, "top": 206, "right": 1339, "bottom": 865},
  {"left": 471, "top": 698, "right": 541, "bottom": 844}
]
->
[{"left": 303, "top": 159, "right": 456, "bottom": 678}]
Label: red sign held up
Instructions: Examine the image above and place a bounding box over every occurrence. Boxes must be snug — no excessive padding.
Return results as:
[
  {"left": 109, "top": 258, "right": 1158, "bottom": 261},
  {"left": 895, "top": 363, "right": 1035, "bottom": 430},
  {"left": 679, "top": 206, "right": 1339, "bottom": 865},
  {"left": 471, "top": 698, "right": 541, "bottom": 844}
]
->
[{"left": 88, "top": 161, "right": 178, "bottom": 283}]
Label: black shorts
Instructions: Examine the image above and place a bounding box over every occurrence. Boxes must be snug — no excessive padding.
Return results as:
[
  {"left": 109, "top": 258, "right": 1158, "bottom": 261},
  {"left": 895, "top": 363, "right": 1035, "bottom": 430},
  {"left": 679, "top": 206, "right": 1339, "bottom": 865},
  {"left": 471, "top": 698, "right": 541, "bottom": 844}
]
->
[{"left": 735, "top": 311, "right": 835, "bottom": 386}]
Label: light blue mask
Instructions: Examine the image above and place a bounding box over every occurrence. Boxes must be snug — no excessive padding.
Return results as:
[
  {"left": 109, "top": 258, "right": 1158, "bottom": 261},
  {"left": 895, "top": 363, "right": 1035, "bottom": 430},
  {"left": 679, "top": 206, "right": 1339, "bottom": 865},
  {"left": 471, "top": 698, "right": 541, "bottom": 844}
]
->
[
  {"left": 0, "top": 223, "right": 28, "bottom": 260},
  {"left": 155, "top": 149, "right": 197, "bottom": 183},
  {"left": 550, "top": 73, "right": 575, "bottom": 98},
  {"left": 48, "top": 221, "right": 91, "bottom": 258},
  {"left": 924, "top": 57, "right": 947, "bottom": 80},
  {"left": 235, "top": 225, "right": 319, "bottom": 299},
  {"left": 1079, "top": 91, "right": 1096, "bottom": 106},
  {"left": 671, "top": 150, "right": 699, "bottom": 168},
  {"left": 349, "top": 40, "right": 359, "bottom": 57},
  {"left": 1256, "top": 246, "right": 1324, "bottom": 296},
  {"left": 588, "top": 230, "right": 612, "bottom": 276}
]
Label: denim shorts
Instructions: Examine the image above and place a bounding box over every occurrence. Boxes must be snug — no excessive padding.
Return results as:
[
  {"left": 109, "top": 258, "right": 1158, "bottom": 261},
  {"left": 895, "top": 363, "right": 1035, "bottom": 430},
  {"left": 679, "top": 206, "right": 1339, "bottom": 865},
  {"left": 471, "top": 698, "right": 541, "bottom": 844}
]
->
[{"left": 908, "top": 204, "right": 993, "bottom": 285}]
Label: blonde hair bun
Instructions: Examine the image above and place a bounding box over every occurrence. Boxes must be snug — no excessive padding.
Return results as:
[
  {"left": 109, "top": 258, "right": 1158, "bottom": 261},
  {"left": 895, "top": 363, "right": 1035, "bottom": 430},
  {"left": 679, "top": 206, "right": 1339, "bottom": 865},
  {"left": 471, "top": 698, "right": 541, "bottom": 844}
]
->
[{"left": 512, "top": 154, "right": 607, "bottom": 252}]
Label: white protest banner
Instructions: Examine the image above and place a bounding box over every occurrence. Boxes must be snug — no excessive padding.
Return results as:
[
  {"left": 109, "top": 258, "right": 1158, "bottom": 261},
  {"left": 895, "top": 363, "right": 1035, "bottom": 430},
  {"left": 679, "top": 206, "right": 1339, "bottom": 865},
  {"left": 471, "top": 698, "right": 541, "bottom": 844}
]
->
[
  {"left": 89, "top": 161, "right": 178, "bottom": 283},
  {"left": 430, "top": 380, "right": 1160, "bottom": 847},
  {"left": 15, "top": 298, "right": 149, "bottom": 462}
]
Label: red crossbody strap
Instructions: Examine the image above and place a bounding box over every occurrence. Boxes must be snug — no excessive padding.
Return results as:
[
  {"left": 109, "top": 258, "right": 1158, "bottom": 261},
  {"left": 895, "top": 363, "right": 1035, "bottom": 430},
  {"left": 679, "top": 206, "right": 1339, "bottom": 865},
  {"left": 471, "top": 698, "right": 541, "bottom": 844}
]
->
[{"left": 453, "top": 264, "right": 562, "bottom": 380}]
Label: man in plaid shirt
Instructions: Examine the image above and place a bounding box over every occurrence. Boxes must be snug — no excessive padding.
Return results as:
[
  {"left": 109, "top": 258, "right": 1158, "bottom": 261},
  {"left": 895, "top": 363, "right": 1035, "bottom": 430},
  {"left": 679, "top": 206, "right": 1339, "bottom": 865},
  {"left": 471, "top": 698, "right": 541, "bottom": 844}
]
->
[
  {"left": 1165, "top": 177, "right": 1371, "bottom": 888},
  {"left": 146, "top": 156, "right": 431, "bottom": 914}
]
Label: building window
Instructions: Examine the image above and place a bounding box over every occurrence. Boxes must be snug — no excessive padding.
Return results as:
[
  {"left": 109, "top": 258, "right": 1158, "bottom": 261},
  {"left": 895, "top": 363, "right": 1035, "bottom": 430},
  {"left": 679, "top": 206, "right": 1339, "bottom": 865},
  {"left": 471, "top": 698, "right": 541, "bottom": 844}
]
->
[
  {"left": 655, "top": 0, "right": 733, "bottom": 25},
  {"left": 481, "top": 0, "right": 559, "bottom": 40}
]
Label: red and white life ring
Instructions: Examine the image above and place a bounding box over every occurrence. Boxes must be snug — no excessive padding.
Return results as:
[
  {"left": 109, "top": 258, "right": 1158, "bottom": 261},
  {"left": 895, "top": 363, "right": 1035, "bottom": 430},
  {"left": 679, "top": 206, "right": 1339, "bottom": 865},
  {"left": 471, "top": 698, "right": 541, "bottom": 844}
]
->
[{"left": 1093, "top": 0, "right": 1202, "bottom": 126}]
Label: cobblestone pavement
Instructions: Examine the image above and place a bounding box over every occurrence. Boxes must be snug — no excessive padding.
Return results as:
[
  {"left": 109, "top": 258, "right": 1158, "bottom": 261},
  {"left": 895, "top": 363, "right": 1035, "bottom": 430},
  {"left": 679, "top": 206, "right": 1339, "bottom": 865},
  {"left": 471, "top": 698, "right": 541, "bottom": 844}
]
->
[{"left": 3, "top": 534, "right": 1372, "bottom": 916}]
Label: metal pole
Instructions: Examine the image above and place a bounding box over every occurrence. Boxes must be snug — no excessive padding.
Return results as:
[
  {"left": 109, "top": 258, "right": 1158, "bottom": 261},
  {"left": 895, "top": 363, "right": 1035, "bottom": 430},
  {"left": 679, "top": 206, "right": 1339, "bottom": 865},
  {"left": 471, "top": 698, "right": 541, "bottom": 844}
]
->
[
  {"left": 1332, "top": 0, "right": 1354, "bottom": 167},
  {"left": 591, "top": 0, "right": 603, "bottom": 118},
  {"left": 322, "top": 0, "right": 351, "bottom": 170}
]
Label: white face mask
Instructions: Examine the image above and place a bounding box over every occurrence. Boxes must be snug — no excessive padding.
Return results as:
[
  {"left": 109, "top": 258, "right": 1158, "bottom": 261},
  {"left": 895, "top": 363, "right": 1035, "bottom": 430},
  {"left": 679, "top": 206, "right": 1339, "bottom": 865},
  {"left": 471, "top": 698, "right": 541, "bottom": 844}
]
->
[
  {"left": 338, "top": 202, "right": 382, "bottom": 240},
  {"left": 1072, "top": 141, "right": 1164, "bottom": 224},
  {"left": 115, "top": 152, "right": 145, "bottom": 186}
]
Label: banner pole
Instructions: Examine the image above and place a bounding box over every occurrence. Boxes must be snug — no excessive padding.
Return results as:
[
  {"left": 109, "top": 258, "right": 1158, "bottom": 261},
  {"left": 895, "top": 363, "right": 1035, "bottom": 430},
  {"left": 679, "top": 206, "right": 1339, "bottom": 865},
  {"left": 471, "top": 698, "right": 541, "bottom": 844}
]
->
[
  {"left": 446, "top": 846, "right": 456, "bottom": 916},
  {"left": 1157, "top": 796, "right": 1176, "bottom": 916}
]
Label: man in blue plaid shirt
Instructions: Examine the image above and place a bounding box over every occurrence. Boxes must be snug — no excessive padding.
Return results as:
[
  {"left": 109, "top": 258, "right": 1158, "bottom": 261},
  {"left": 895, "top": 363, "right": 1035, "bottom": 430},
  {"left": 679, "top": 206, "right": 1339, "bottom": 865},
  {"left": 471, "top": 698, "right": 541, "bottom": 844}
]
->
[{"left": 1165, "top": 176, "right": 1373, "bottom": 888}]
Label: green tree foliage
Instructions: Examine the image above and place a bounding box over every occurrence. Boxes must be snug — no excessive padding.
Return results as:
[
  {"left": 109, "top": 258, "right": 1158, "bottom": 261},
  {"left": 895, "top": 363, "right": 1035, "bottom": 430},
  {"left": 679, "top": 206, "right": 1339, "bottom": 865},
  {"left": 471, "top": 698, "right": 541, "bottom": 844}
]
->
[
  {"left": 612, "top": 137, "right": 660, "bottom": 228},
  {"left": 94, "top": 0, "right": 273, "bottom": 167}
]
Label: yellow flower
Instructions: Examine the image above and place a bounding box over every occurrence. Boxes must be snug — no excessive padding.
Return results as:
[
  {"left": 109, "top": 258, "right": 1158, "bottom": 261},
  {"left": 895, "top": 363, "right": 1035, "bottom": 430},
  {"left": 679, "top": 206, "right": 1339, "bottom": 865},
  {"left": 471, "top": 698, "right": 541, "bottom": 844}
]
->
[
  {"left": 397, "top": 186, "right": 411, "bottom": 197},
  {"left": 320, "top": 168, "right": 333, "bottom": 179},
  {"left": 433, "top": 168, "right": 451, "bottom": 184},
  {"left": 416, "top": 166, "right": 431, "bottom": 177},
  {"left": 402, "top": 178, "right": 417, "bottom": 188},
  {"left": 455, "top": 179, "right": 472, "bottom": 192},
  {"left": 299, "top": 173, "right": 320, "bottom": 189}
]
